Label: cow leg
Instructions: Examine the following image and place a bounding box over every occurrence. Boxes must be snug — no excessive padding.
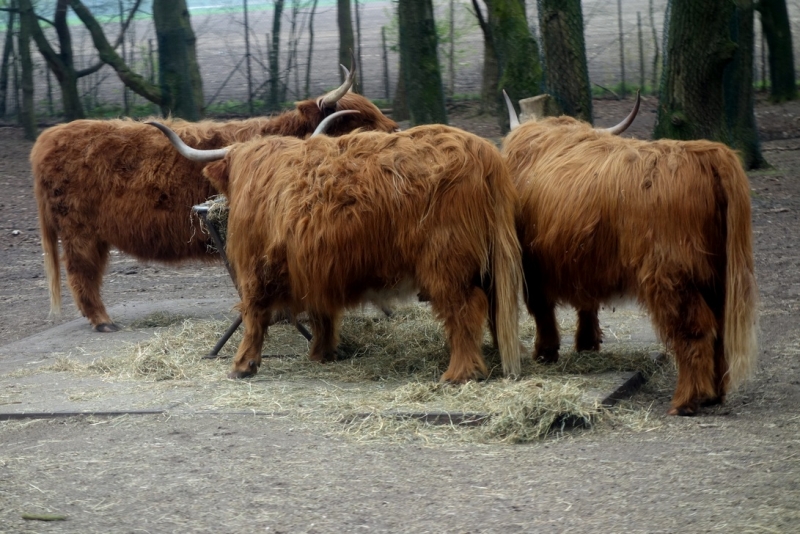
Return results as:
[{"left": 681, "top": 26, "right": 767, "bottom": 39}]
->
[
  {"left": 481, "top": 274, "right": 499, "bottom": 350},
  {"left": 522, "top": 254, "right": 559, "bottom": 363},
  {"left": 62, "top": 236, "right": 117, "bottom": 331},
  {"left": 575, "top": 307, "right": 602, "bottom": 352},
  {"left": 229, "top": 304, "right": 272, "bottom": 378},
  {"left": 308, "top": 310, "right": 341, "bottom": 363},
  {"left": 433, "top": 286, "right": 489, "bottom": 383},
  {"left": 648, "top": 290, "right": 719, "bottom": 415},
  {"left": 525, "top": 292, "right": 559, "bottom": 364}
]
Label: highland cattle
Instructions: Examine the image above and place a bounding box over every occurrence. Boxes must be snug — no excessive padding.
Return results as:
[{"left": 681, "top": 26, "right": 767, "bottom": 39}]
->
[
  {"left": 32, "top": 67, "right": 398, "bottom": 331},
  {"left": 150, "top": 119, "right": 523, "bottom": 383},
  {"left": 502, "top": 94, "right": 758, "bottom": 415}
]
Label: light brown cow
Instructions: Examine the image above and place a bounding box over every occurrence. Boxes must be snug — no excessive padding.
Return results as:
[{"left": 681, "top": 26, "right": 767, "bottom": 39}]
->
[
  {"left": 32, "top": 71, "right": 399, "bottom": 332},
  {"left": 502, "top": 97, "right": 758, "bottom": 415},
  {"left": 150, "top": 120, "right": 523, "bottom": 383}
]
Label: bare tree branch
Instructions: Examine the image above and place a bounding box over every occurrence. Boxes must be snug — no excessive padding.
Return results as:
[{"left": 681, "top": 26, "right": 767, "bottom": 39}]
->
[{"left": 69, "top": 0, "right": 163, "bottom": 104}]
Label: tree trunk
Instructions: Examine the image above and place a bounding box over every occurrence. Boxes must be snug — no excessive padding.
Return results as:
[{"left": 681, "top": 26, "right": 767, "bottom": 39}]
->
[
  {"left": 337, "top": 0, "right": 354, "bottom": 83},
  {"left": 538, "top": 0, "right": 592, "bottom": 122},
  {"left": 654, "top": 0, "right": 736, "bottom": 144},
  {"left": 471, "top": 0, "right": 499, "bottom": 114},
  {"left": 392, "top": 59, "right": 409, "bottom": 121},
  {"left": 304, "top": 0, "right": 319, "bottom": 99},
  {"left": 17, "top": 0, "right": 36, "bottom": 139},
  {"left": 21, "top": 0, "right": 85, "bottom": 120},
  {"left": 267, "top": 0, "right": 285, "bottom": 111},
  {"left": 397, "top": 0, "right": 448, "bottom": 125},
  {"left": 152, "top": 0, "right": 203, "bottom": 119},
  {"left": 757, "top": 0, "right": 797, "bottom": 102},
  {"left": 726, "top": 0, "right": 766, "bottom": 169},
  {"left": 0, "top": 6, "right": 16, "bottom": 119},
  {"left": 478, "top": 0, "right": 543, "bottom": 132}
]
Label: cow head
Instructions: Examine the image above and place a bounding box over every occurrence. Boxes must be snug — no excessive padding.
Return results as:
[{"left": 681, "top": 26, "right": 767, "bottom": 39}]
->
[
  {"left": 293, "top": 53, "right": 400, "bottom": 135},
  {"left": 502, "top": 90, "right": 640, "bottom": 135},
  {"left": 148, "top": 110, "right": 360, "bottom": 195}
]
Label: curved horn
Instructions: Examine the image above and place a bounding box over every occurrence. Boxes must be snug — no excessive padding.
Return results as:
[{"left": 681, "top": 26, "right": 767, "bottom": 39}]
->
[
  {"left": 311, "top": 110, "right": 361, "bottom": 137},
  {"left": 319, "top": 50, "right": 357, "bottom": 109},
  {"left": 147, "top": 121, "right": 229, "bottom": 162},
  {"left": 503, "top": 90, "right": 521, "bottom": 131},
  {"left": 599, "top": 90, "right": 640, "bottom": 135}
]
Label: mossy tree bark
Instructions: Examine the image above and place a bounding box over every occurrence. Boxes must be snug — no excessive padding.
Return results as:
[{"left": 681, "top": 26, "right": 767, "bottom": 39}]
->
[
  {"left": 152, "top": 0, "right": 203, "bottom": 120},
  {"left": 757, "top": 0, "right": 797, "bottom": 102},
  {"left": 17, "top": 0, "right": 36, "bottom": 140},
  {"left": 21, "top": 0, "right": 85, "bottom": 120},
  {"left": 654, "top": 0, "right": 736, "bottom": 144},
  {"left": 473, "top": 0, "right": 542, "bottom": 132},
  {"left": 656, "top": 0, "right": 765, "bottom": 169},
  {"left": 397, "top": 0, "right": 447, "bottom": 125},
  {"left": 725, "top": 0, "right": 766, "bottom": 169},
  {"left": 538, "top": 0, "right": 592, "bottom": 123},
  {"left": 337, "top": 0, "right": 355, "bottom": 86}
]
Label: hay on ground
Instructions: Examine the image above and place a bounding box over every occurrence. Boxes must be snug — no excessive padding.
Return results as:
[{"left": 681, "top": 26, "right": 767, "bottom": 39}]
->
[{"left": 51, "top": 304, "right": 665, "bottom": 443}]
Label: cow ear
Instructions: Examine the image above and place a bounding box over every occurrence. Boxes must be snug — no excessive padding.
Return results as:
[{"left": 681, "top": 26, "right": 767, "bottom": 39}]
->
[{"left": 203, "top": 161, "right": 230, "bottom": 195}]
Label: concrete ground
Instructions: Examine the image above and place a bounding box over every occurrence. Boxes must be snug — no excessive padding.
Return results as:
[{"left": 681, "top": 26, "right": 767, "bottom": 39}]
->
[{"left": 2, "top": 299, "right": 797, "bottom": 533}]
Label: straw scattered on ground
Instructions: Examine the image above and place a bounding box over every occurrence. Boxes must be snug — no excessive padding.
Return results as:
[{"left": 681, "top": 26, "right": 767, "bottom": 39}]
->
[{"left": 37, "top": 304, "right": 668, "bottom": 443}]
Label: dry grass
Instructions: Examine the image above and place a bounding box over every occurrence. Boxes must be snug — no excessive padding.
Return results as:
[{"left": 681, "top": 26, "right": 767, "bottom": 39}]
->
[{"left": 48, "top": 304, "right": 666, "bottom": 443}]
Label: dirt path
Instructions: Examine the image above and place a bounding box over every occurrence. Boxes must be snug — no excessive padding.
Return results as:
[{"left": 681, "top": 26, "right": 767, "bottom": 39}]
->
[{"left": 1, "top": 98, "right": 799, "bottom": 532}]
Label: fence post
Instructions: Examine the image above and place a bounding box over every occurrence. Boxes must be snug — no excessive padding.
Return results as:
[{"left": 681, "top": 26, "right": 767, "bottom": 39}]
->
[
  {"left": 381, "top": 26, "right": 390, "bottom": 100},
  {"left": 617, "top": 0, "right": 626, "bottom": 97},
  {"left": 637, "top": 11, "right": 644, "bottom": 92},
  {"left": 244, "top": 0, "right": 253, "bottom": 114}
]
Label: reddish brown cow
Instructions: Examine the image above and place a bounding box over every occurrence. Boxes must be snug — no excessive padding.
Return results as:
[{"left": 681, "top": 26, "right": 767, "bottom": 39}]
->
[
  {"left": 150, "top": 121, "right": 523, "bottom": 383},
  {"left": 32, "top": 72, "right": 399, "bottom": 332},
  {"left": 502, "top": 99, "right": 758, "bottom": 415}
]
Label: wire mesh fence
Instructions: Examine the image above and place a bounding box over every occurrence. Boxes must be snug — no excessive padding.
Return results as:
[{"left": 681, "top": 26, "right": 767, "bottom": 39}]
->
[{"left": 0, "top": 0, "right": 798, "bottom": 120}]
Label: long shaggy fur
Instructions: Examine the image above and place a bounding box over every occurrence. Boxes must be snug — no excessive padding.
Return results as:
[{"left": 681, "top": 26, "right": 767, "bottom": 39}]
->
[
  {"left": 200, "top": 125, "right": 523, "bottom": 382},
  {"left": 31, "top": 93, "right": 398, "bottom": 331},
  {"left": 502, "top": 116, "right": 758, "bottom": 415}
]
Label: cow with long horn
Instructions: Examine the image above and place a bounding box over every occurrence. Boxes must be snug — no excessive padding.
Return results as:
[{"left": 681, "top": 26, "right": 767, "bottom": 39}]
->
[
  {"left": 502, "top": 92, "right": 758, "bottom": 415},
  {"left": 32, "top": 62, "right": 398, "bottom": 332},
  {"left": 149, "top": 117, "right": 524, "bottom": 383}
]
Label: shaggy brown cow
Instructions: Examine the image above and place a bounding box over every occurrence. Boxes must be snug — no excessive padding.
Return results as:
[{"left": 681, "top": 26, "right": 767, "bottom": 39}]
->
[
  {"left": 150, "top": 120, "right": 523, "bottom": 383},
  {"left": 502, "top": 98, "right": 758, "bottom": 415},
  {"left": 32, "top": 70, "right": 399, "bottom": 332}
]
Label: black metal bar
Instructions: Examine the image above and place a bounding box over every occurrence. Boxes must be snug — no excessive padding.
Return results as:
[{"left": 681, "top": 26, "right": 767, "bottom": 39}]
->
[
  {"left": 204, "top": 314, "right": 243, "bottom": 358},
  {"left": 192, "top": 203, "right": 313, "bottom": 356}
]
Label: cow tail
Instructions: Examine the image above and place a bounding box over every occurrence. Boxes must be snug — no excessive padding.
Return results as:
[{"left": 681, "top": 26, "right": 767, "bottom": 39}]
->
[
  {"left": 34, "top": 177, "right": 62, "bottom": 319},
  {"left": 489, "top": 161, "right": 523, "bottom": 378},
  {"left": 719, "top": 150, "right": 759, "bottom": 390}
]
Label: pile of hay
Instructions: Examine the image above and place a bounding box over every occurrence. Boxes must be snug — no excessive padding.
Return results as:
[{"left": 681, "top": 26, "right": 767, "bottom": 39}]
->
[
  {"left": 63, "top": 304, "right": 666, "bottom": 443},
  {"left": 199, "top": 195, "right": 229, "bottom": 253}
]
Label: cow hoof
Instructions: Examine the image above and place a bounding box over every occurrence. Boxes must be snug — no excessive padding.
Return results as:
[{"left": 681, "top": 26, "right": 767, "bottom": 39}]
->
[
  {"left": 701, "top": 396, "right": 724, "bottom": 407},
  {"left": 309, "top": 350, "right": 338, "bottom": 363},
  {"left": 534, "top": 348, "right": 559, "bottom": 364},
  {"left": 228, "top": 360, "right": 259, "bottom": 379},
  {"left": 94, "top": 322, "right": 121, "bottom": 333},
  {"left": 667, "top": 405, "right": 697, "bottom": 416},
  {"left": 575, "top": 341, "right": 601, "bottom": 353}
]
